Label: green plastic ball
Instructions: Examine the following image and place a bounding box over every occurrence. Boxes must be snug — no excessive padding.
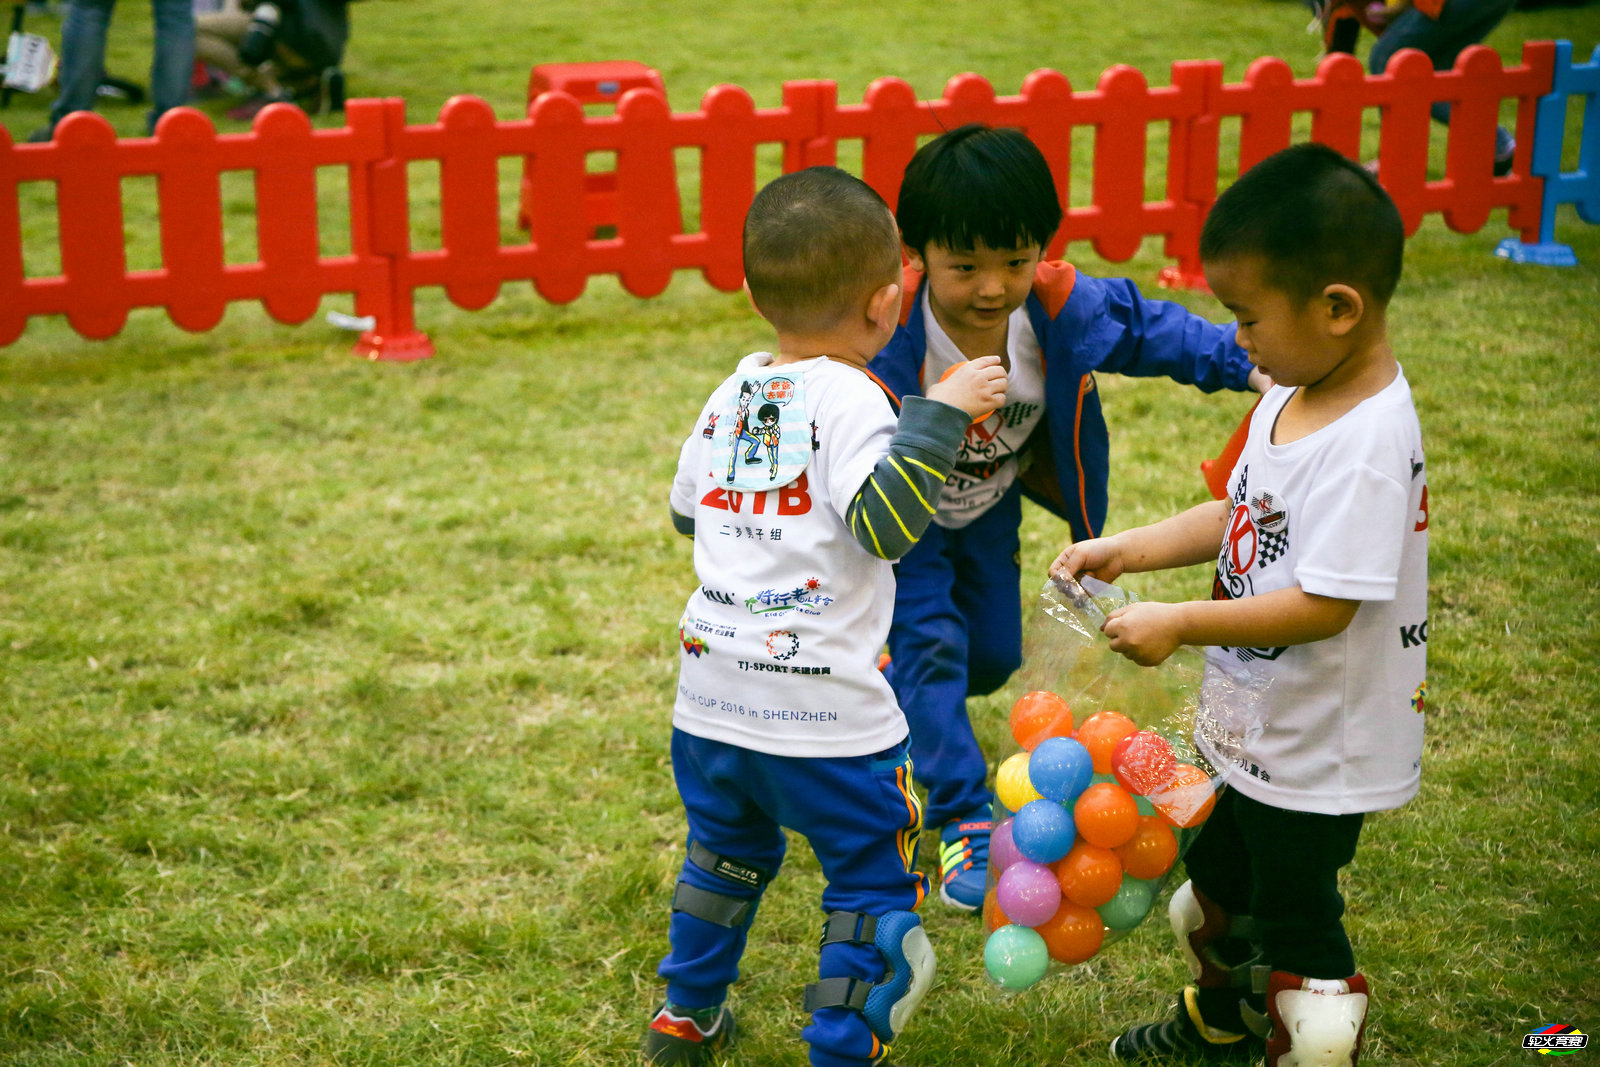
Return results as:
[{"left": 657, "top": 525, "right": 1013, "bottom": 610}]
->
[
  {"left": 1097, "top": 876, "right": 1158, "bottom": 931},
  {"left": 984, "top": 923, "right": 1050, "bottom": 990}
]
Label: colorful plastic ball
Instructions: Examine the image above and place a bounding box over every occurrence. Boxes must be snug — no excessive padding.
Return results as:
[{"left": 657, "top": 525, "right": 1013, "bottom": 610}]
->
[
  {"left": 1072, "top": 781, "right": 1141, "bottom": 849},
  {"left": 990, "top": 816, "right": 1022, "bottom": 874},
  {"left": 1076, "top": 711, "right": 1139, "bottom": 774},
  {"left": 1151, "top": 763, "right": 1216, "bottom": 829},
  {"left": 1027, "top": 736, "right": 1094, "bottom": 805},
  {"left": 1054, "top": 841, "right": 1124, "bottom": 908},
  {"left": 1012, "top": 799, "right": 1077, "bottom": 864},
  {"left": 1115, "top": 815, "right": 1179, "bottom": 880},
  {"left": 1097, "top": 876, "right": 1157, "bottom": 931},
  {"left": 995, "top": 751, "right": 1044, "bottom": 814},
  {"left": 1111, "top": 729, "right": 1177, "bottom": 796},
  {"left": 1010, "top": 690, "right": 1073, "bottom": 751},
  {"left": 1035, "top": 899, "right": 1106, "bottom": 964},
  {"left": 1095, "top": 771, "right": 1155, "bottom": 814},
  {"left": 983, "top": 889, "right": 1011, "bottom": 933},
  {"left": 984, "top": 924, "right": 1050, "bottom": 990},
  {"left": 995, "top": 860, "right": 1062, "bottom": 928}
]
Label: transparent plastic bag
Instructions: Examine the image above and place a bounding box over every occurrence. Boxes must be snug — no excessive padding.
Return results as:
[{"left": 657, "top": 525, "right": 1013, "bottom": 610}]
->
[{"left": 980, "top": 574, "right": 1266, "bottom": 991}]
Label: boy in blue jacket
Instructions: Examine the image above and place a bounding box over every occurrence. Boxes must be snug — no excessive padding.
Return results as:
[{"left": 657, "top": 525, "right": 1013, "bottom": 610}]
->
[{"left": 867, "top": 124, "right": 1266, "bottom": 911}]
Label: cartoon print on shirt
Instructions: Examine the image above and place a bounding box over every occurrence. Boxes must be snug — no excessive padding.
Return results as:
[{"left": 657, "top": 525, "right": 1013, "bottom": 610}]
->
[
  {"left": 1214, "top": 463, "right": 1288, "bottom": 663},
  {"left": 749, "top": 403, "right": 782, "bottom": 479},
  {"left": 726, "top": 380, "right": 762, "bottom": 483}
]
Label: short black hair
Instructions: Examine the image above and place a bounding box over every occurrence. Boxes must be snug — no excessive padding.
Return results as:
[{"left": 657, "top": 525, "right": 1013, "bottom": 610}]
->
[
  {"left": 743, "top": 167, "right": 902, "bottom": 334},
  {"left": 1200, "top": 142, "right": 1404, "bottom": 305},
  {"left": 897, "top": 124, "right": 1063, "bottom": 256}
]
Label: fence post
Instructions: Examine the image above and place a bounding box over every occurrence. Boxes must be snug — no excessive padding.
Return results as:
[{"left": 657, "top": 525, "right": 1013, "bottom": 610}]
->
[
  {"left": 0, "top": 120, "right": 26, "bottom": 345},
  {"left": 614, "top": 86, "right": 683, "bottom": 298},
  {"left": 698, "top": 84, "right": 758, "bottom": 293},
  {"left": 1497, "top": 40, "right": 1597, "bottom": 266},
  {"left": 353, "top": 96, "right": 433, "bottom": 361},
  {"left": 1157, "top": 59, "right": 1220, "bottom": 291}
]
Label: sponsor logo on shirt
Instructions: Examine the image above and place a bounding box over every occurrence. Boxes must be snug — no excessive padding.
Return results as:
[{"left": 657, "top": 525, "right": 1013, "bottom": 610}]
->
[{"left": 1523, "top": 1026, "right": 1587, "bottom": 1054}]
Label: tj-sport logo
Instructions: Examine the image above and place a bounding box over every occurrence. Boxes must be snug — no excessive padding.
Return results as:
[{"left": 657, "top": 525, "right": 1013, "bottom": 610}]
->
[{"left": 1525, "top": 1025, "right": 1587, "bottom": 1055}]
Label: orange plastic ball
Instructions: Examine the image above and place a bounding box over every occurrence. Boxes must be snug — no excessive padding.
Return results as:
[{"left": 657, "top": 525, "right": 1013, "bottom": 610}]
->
[
  {"left": 1115, "top": 815, "right": 1179, "bottom": 880},
  {"left": 1054, "top": 841, "right": 1124, "bottom": 908},
  {"left": 983, "top": 888, "right": 1012, "bottom": 932},
  {"left": 1076, "top": 711, "right": 1139, "bottom": 774},
  {"left": 1072, "top": 781, "right": 1140, "bottom": 849},
  {"left": 1034, "top": 900, "right": 1106, "bottom": 965},
  {"left": 1010, "top": 691, "right": 1073, "bottom": 751},
  {"left": 1151, "top": 763, "right": 1216, "bottom": 829}
]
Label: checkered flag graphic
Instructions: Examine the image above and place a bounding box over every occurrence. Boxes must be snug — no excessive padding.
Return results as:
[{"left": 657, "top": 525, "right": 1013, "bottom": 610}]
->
[{"left": 1259, "top": 527, "right": 1289, "bottom": 566}]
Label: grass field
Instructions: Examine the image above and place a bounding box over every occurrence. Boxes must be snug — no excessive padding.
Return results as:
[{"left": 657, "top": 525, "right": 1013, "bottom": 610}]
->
[{"left": 3, "top": 2, "right": 1599, "bottom": 1065}]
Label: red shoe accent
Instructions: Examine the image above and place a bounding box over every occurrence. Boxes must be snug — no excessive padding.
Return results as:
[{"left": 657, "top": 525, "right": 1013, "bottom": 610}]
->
[{"left": 650, "top": 1012, "right": 709, "bottom": 1043}]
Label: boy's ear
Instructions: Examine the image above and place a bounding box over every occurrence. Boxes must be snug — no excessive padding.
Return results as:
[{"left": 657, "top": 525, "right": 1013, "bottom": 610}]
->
[
  {"left": 1321, "top": 283, "right": 1365, "bottom": 337},
  {"left": 741, "top": 279, "right": 762, "bottom": 316},
  {"left": 868, "top": 282, "right": 902, "bottom": 333},
  {"left": 904, "top": 244, "right": 926, "bottom": 274}
]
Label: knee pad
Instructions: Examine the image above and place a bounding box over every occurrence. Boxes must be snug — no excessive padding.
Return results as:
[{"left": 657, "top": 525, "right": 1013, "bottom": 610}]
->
[
  {"left": 1264, "top": 971, "right": 1369, "bottom": 1067},
  {"left": 1169, "top": 880, "right": 1266, "bottom": 991},
  {"left": 669, "top": 840, "right": 771, "bottom": 928},
  {"left": 802, "top": 910, "right": 935, "bottom": 1044}
]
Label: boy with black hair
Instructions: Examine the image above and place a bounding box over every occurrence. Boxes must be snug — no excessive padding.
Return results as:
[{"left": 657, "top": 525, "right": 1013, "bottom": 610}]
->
[
  {"left": 645, "top": 166, "right": 1007, "bottom": 1067},
  {"left": 1051, "top": 141, "right": 1427, "bottom": 1067},
  {"left": 868, "top": 124, "right": 1265, "bottom": 911}
]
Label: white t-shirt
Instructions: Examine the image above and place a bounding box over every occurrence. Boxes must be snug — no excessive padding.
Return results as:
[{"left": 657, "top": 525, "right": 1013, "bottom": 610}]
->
[
  {"left": 920, "top": 301, "right": 1046, "bottom": 528},
  {"left": 1196, "top": 372, "right": 1429, "bottom": 815},
  {"left": 669, "top": 353, "right": 908, "bottom": 758}
]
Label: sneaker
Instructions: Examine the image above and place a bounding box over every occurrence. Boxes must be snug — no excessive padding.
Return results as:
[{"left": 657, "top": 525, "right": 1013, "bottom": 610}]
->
[
  {"left": 642, "top": 1002, "right": 736, "bottom": 1065},
  {"left": 936, "top": 810, "right": 992, "bottom": 913},
  {"left": 1110, "top": 987, "right": 1262, "bottom": 1062}
]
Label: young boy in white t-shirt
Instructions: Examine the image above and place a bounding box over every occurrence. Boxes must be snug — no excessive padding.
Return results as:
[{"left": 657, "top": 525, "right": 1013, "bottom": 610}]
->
[
  {"left": 1051, "top": 143, "right": 1427, "bottom": 1067},
  {"left": 644, "top": 166, "right": 1006, "bottom": 1067}
]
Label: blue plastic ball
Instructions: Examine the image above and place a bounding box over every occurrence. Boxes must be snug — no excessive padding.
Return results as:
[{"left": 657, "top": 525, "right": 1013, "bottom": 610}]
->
[
  {"left": 1029, "top": 737, "right": 1094, "bottom": 805},
  {"left": 1011, "top": 798, "right": 1077, "bottom": 864}
]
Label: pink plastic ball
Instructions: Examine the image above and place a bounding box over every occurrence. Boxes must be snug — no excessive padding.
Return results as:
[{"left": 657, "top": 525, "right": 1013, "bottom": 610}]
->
[
  {"left": 995, "top": 859, "right": 1062, "bottom": 928},
  {"left": 991, "top": 816, "right": 1022, "bottom": 874}
]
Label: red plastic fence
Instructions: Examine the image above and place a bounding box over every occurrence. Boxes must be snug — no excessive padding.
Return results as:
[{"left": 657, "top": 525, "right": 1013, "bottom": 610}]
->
[{"left": 0, "top": 42, "right": 1558, "bottom": 359}]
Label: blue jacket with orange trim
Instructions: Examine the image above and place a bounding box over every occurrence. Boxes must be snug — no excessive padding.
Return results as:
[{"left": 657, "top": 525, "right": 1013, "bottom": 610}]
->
[{"left": 866, "top": 260, "right": 1252, "bottom": 544}]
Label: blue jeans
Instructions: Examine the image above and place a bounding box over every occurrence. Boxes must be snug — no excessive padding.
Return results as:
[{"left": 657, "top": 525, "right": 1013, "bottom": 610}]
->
[
  {"left": 1368, "top": 0, "right": 1516, "bottom": 157},
  {"left": 48, "top": 0, "right": 196, "bottom": 134}
]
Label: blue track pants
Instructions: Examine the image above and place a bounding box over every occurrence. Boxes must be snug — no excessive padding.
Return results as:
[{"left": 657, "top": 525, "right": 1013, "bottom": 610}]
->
[
  {"left": 886, "top": 483, "right": 1024, "bottom": 829},
  {"left": 659, "top": 729, "right": 928, "bottom": 1067}
]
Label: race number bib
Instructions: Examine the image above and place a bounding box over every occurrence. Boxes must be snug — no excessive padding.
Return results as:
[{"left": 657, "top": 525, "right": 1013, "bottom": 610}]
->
[{"left": 715, "top": 368, "right": 810, "bottom": 492}]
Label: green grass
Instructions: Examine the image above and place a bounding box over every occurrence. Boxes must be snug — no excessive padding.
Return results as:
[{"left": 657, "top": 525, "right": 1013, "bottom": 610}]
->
[{"left": 4, "top": 2, "right": 1600, "bottom": 1065}]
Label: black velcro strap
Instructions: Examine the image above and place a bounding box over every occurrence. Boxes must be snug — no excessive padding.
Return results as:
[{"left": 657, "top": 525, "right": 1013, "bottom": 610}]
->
[
  {"left": 818, "top": 911, "right": 877, "bottom": 948},
  {"left": 670, "top": 881, "right": 751, "bottom": 928},
  {"left": 803, "top": 976, "right": 870, "bottom": 1015},
  {"left": 688, "top": 839, "right": 769, "bottom": 889}
]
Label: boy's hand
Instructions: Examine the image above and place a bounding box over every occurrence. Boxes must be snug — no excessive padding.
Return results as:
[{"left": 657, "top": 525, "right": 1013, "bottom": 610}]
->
[
  {"left": 927, "top": 355, "right": 1007, "bottom": 422},
  {"left": 1101, "top": 602, "right": 1184, "bottom": 666},
  {"left": 1049, "top": 536, "right": 1126, "bottom": 587}
]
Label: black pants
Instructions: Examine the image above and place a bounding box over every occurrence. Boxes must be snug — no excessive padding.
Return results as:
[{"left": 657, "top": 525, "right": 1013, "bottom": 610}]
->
[{"left": 1183, "top": 787, "right": 1366, "bottom": 981}]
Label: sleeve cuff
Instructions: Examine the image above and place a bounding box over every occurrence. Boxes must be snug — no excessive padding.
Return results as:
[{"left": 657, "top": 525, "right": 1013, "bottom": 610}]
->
[{"left": 896, "top": 395, "right": 972, "bottom": 465}]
